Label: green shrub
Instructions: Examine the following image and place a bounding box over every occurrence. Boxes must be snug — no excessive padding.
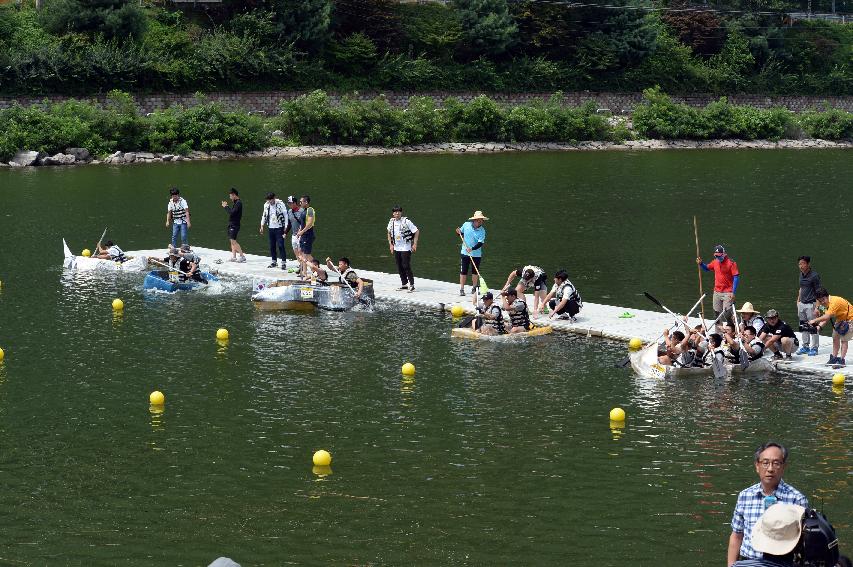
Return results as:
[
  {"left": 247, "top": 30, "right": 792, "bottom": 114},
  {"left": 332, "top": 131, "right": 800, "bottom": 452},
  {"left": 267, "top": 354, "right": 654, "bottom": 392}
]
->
[
  {"left": 799, "top": 107, "right": 853, "bottom": 140},
  {"left": 400, "top": 96, "right": 449, "bottom": 144}
]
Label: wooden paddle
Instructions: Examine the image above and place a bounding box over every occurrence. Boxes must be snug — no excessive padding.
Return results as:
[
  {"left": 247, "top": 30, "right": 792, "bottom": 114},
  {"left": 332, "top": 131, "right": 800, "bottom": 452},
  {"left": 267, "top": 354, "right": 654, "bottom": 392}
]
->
[{"left": 94, "top": 226, "right": 107, "bottom": 256}]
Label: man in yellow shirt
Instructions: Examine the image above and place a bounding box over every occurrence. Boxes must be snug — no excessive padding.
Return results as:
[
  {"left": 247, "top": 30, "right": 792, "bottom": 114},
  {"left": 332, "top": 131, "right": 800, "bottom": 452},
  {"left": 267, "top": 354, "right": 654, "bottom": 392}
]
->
[{"left": 809, "top": 287, "right": 853, "bottom": 367}]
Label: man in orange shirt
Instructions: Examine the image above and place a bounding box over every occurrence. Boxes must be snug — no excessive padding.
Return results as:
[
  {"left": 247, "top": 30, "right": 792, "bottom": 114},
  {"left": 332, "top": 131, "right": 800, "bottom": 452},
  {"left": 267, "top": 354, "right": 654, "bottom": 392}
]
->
[
  {"left": 809, "top": 287, "right": 853, "bottom": 367},
  {"left": 697, "top": 244, "right": 740, "bottom": 327}
]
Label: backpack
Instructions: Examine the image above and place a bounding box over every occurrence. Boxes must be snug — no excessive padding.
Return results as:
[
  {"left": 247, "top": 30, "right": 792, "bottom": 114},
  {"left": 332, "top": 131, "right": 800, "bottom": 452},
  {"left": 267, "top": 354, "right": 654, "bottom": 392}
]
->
[{"left": 797, "top": 508, "right": 840, "bottom": 566}]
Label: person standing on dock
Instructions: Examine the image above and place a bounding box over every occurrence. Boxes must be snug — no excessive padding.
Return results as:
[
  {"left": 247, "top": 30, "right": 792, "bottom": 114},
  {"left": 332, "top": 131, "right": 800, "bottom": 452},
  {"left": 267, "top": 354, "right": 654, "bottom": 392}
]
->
[
  {"left": 259, "top": 192, "right": 288, "bottom": 270},
  {"left": 795, "top": 256, "right": 821, "bottom": 356},
  {"left": 727, "top": 442, "right": 809, "bottom": 565},
  {"left": 296, "top": 195, "right": 316, "bottom": 276},
  {"left": 808, "top": 287, "right": 853, "bottom": 367},
  {"left": 456, "top": 211, "right": 488, "bottom": 296},
  {"left": 697, "top": 244, "right": 739, "bottom": 327},
  {"left": 222, "top": 188, "right": 246, "bottom": 263},
  {"left": 166, "top": 187, "right": 191, "bottom": 248},
  {"left": 387, "top": 205, "right": 419, "bottom": 293},
  {"left": 286, "top": 196, "right": 305, "bottom": 274}
]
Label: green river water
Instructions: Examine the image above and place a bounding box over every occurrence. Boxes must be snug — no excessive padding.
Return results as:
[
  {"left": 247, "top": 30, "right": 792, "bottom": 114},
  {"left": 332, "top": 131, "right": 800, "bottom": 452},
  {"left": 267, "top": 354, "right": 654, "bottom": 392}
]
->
[{"left": 0, "top": 150, "right": 850, "bottom": 566}]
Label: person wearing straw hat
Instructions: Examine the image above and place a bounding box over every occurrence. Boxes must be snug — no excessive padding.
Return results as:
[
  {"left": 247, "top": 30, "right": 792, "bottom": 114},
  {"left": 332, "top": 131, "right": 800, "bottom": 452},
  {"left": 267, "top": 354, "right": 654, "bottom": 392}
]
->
[
  {"left": 727, "top": 442, "right": 809, "bottom": 565},
  {"left": 455, "top": 210, "right": 488, "bottom": 296},
  {"left": 737, "top": 302, "right": 765, "bottom": 337},
  {"left": 730, "top": 503, "right": 805, "bottom": 566}
]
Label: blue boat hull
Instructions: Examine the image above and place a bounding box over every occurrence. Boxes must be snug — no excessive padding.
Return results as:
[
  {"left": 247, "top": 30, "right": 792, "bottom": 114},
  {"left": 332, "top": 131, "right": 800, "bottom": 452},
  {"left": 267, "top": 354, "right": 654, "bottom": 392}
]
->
[{"left": 143, "top": 270, "right": 217, "bottom": 292}]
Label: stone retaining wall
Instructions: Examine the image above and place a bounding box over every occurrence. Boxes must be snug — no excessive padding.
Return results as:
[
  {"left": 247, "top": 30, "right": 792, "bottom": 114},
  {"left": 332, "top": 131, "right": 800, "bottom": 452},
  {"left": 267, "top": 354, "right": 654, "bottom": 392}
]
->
[{"left": 1, "top": 91, "right": 851, "bottom": 114}]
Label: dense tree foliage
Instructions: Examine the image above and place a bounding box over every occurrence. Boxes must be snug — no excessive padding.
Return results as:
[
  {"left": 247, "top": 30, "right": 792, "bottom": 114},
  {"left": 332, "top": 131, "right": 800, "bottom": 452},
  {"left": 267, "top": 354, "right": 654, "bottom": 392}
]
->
[{"left": 0, "top": 0, "right": 850, "bottom": 95}]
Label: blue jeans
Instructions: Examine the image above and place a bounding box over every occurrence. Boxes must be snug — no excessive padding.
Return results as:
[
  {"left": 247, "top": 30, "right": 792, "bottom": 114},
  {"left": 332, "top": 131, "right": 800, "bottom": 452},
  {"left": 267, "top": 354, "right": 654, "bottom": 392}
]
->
[
  {"left": 171, "top": 223, "right": 188, "bottom": 247},
  {"left": 268, "top": 227, "right": 286, "bottom": 263}
]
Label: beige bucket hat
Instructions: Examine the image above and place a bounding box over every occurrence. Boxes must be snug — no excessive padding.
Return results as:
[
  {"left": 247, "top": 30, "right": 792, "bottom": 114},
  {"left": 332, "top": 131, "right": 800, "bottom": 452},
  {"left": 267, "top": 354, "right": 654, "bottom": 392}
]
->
[
  {"left": 737, "top": 301, "right": 758, "bottom": 314},
  {"left": 752, "top": 503, "right": 805, "bottom": 555},
  {"left": 469, "top": 210, "right": 489, "bottom": 221}
]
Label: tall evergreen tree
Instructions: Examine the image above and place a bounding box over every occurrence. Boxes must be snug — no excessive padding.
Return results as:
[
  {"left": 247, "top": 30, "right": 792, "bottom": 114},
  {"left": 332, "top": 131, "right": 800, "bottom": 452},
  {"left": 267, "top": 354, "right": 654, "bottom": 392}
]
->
[
  {"left": 39, "top": 0, "right": 147, "bottom": 42},
  {"left": 453, "top": 0, "right": 517, "bottom": 58},
  {"left": 268, "top": 0, "right": 331, "bottom": 54}
]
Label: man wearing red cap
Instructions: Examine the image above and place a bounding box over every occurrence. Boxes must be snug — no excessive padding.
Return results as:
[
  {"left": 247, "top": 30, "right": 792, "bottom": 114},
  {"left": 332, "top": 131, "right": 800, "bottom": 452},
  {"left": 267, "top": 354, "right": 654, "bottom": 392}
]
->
[{"left": 697, "top": 244, "right": 740, "bottom": 327}]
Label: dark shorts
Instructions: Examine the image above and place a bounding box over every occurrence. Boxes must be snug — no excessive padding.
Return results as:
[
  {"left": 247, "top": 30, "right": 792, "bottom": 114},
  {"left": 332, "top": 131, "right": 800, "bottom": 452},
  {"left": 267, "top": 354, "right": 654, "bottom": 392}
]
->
[
  {"left": 299, "top": 230, "right": 315, "bottom": 254},
  {"left": 460, "top": 254, "right": 482, "bottom": 275},
  {"left": 228, "top": 224, "right": 240, "bottom": 240}
]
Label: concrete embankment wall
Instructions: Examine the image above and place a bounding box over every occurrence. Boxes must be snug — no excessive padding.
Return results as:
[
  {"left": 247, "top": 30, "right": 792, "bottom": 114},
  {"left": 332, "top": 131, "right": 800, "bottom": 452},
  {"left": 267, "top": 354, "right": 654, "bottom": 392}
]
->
[{"left": 1, "top": 91, "right": 851, "bottom": 115}]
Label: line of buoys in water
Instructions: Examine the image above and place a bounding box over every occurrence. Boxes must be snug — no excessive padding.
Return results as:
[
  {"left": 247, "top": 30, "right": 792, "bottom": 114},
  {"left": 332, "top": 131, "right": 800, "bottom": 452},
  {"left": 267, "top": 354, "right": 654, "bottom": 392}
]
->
[
  {"left": 628, "top": 337, "right": 643, "bottom": 351},
  {"left": 832, "top": 373, "right": 845, "bottom": 386},
  {"left": 150, "top": 391, "right": 165, "bottom": 405},
  {"left": 82, "top": 249, "right": 91, "bottom": 257},
  {"left": 112, "top": 298, "right": 124, "bottom": 311},
  {"left": 313, "top": 449, "right": 331, "bottom": 466},
  {"left": 450, "top": 305, "right": 465, "bottom": 318},
  {"left": 610, "top": 407, "right": 626, "bottom": 422},
  {"left": 401, "top": 362, "right": 416, "bottom": 376},
  {"left": 216, "top": 328, "right": 229, "bottom": 341}
]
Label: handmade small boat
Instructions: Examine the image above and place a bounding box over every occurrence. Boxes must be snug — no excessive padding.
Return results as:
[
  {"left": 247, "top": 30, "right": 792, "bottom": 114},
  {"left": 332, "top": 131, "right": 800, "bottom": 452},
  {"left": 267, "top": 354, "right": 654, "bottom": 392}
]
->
[
  {"left": 143, "top": 270, "right": 217, "bottom": 292},
  {"left": 451, "top": 325, "right": 553, "bottom": 341},
  {"left": 251, "top": 278, "right": 375, "bottom": 311},
  {"left": 630, "top": 343, "right": 777, "bottom": 379},
  {"left": 63, "top": 238, "right": 148, "bottom": 272}
]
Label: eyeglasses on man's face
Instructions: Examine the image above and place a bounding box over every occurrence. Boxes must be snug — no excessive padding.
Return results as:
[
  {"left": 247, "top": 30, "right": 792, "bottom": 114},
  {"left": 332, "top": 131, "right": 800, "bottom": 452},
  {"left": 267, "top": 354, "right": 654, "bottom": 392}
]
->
[{"left": 757, "top": 459, "right": 785, "bottom": 469}]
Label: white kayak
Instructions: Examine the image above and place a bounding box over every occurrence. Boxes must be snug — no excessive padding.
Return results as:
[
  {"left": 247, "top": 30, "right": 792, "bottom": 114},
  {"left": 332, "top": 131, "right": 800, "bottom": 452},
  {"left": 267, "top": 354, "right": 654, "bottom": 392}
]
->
[
  {"left": 630, "top": 342, "right": 777, "bottom": 379},
  {"left": 62, "top": 238, "right": 148, "bottom": 272}
]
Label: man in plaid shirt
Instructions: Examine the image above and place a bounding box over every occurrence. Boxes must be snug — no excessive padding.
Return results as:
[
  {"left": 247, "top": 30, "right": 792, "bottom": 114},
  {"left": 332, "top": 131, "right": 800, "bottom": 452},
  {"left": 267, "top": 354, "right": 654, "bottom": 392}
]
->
[{"left": 727, "top": 442, "right": 809, "bottom": 565}]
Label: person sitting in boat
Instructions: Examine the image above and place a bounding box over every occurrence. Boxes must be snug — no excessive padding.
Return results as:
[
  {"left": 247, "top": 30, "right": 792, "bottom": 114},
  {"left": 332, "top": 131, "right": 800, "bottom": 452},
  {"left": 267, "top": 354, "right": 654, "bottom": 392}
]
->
[
  {"left": 177, "top": 245, "right": 206, "bottom": 283},
  {"left": 94, "top": 240, "right": 127, "bottom": 262},
  {"left": 741, "top": 326, "right": 765, "bottom": 361},
  {"left": 542, "top": 269, "right": 581, "bottom": 321},
  {"left": 306, "top": 258, "right": 329, "bottom": 285},
  {"left": 325, "top": 257, "right": 364, "bottom": 300},
  {"left": 736, "top": 302, "right": 765, "bottom": 336},
  {"left": 688, "top": 324, "right": 709, "bottom": 362},
  {"left": 502, "top": 264, "right": 548, "bottom": 314},
  {"left": 722, "top": 322, "right": 747, "bottom": 362},
  {"left": 706, "top": 333, "right": 727, "bottom": 367},
  {"left": 471, "top": 291, "right": 506, "bottom": 336},
  {"left": 500, "top": 288, "right": 531, "bottom": 333},
  {"left": 658, "top": 328, "right": 691, "bottom": 366},
  {"left": 759, "top": 309, "right": 798, "bottom": 360}
]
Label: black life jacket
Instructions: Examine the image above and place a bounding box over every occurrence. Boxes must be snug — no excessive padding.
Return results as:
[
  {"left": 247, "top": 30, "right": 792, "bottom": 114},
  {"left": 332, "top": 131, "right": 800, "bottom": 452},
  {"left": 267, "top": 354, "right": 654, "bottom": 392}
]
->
[
  {"left": 483, "top": 303, "right": 506, "bottom": 334},
  {"left": 509, "top": 299, "right": 531, "bottom": 330},
  {"left": 170, "top": 200, "right": 187, "bottom": 221}
]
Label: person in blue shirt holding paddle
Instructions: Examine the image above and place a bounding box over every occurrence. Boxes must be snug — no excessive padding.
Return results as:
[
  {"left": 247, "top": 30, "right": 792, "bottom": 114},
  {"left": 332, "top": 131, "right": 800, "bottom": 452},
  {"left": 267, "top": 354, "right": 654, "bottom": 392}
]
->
[{"left": 455, "top": 210, "right": 488, "bottom": 296}]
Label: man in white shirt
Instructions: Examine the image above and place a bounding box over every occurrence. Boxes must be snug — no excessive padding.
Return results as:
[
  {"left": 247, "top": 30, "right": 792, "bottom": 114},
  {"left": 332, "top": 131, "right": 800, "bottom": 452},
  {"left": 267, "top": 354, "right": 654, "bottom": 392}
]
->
[
  {"left": 165, "top": 187, "right": 191, "bottom": 248},
  {"left": 259, "top": 192, "right": 289, "bottom": 270},
  {"left": 386, "top": 205, "right": 419, "bottom": 292}
]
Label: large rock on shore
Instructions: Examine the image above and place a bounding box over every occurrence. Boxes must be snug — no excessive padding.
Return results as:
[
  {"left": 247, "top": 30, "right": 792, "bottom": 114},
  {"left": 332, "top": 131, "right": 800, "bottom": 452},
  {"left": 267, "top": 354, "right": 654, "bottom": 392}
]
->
[
  {"left": 65, "top": 147, "right": 91, "bottom": 162},
  {"left": 40, "top": 153, "right": 76, "bottom": 166},
  {"left": 10, "top": 150, "right": 45, "bottom": 167}
]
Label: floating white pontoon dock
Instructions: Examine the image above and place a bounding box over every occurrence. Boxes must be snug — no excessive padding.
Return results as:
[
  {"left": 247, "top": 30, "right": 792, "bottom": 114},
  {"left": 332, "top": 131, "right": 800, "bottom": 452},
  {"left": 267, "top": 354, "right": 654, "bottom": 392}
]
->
[{"left": 127, "top": 246, "right": 850, "bottom": 377}]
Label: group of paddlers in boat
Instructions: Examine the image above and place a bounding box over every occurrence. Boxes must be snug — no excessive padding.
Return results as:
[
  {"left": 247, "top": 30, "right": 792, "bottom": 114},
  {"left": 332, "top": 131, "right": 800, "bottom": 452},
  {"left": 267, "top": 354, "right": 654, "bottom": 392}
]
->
[{"left": 461, "top": 267, "right": 582, "bottom": 336}]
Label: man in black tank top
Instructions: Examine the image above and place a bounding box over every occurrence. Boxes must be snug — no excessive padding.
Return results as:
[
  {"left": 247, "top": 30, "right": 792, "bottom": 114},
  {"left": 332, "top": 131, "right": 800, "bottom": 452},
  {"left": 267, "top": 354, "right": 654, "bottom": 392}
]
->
[{"left": 221, "top": 188, "right": 246, "bottom": 263}]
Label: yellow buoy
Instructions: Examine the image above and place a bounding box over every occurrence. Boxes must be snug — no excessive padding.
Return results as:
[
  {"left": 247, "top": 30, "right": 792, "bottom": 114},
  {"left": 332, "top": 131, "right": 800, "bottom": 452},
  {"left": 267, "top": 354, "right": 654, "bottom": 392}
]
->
[
  {"left": 216, "top": 328, "right": 229, "bottom": 341},
  {"left": 82, "top": 249, "right": 92, "bottom": 257},
  {"left": 628, "top": 337, "right": 643, "bottom": 351},
  {"left": 112, "top": 298, "right": 124, "bottom": 311},
  {"left": 149, "top": 391, "right": 165, "bottom": 405},
  {"left": 401, "top": 362, "right": 416, "bottom": 376},
  {"left": 832, "top": 373, "right": 845, "bottom": 385},
  {"left": 0, "top": 347, "right": 4, "bottom": 362},
  {"left": 313, "top": 449, "right": 332, "bottom": 466},
  {"left": 610, "top": 407, "right": 626, "bottom": 422},
  {"left": 450, "top": 305, "right": 465, "bottom": 318}
]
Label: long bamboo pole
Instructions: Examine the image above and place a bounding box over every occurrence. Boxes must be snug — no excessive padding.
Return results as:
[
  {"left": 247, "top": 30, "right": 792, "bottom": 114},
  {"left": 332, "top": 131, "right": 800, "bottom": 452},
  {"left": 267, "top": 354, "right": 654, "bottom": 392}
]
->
[{"left": 693, "top": 215, "right": 706, "bottom": 323}]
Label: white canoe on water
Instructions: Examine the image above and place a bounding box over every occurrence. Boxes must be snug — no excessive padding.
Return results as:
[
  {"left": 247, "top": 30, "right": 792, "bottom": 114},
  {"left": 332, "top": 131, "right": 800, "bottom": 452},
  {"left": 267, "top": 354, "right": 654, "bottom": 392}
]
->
[
  {"left": 62, "top": 238, "right": 148, "bottom": 272},
  {"left": 630, "top": 342, "right": 777, "bottom": 379}
]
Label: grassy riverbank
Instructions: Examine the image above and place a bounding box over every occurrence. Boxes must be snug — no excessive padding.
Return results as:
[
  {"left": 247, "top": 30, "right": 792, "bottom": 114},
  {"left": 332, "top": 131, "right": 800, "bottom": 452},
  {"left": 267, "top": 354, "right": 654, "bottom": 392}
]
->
[{"left": 1, "top": 89, "right": 851, "bottom": 163}]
